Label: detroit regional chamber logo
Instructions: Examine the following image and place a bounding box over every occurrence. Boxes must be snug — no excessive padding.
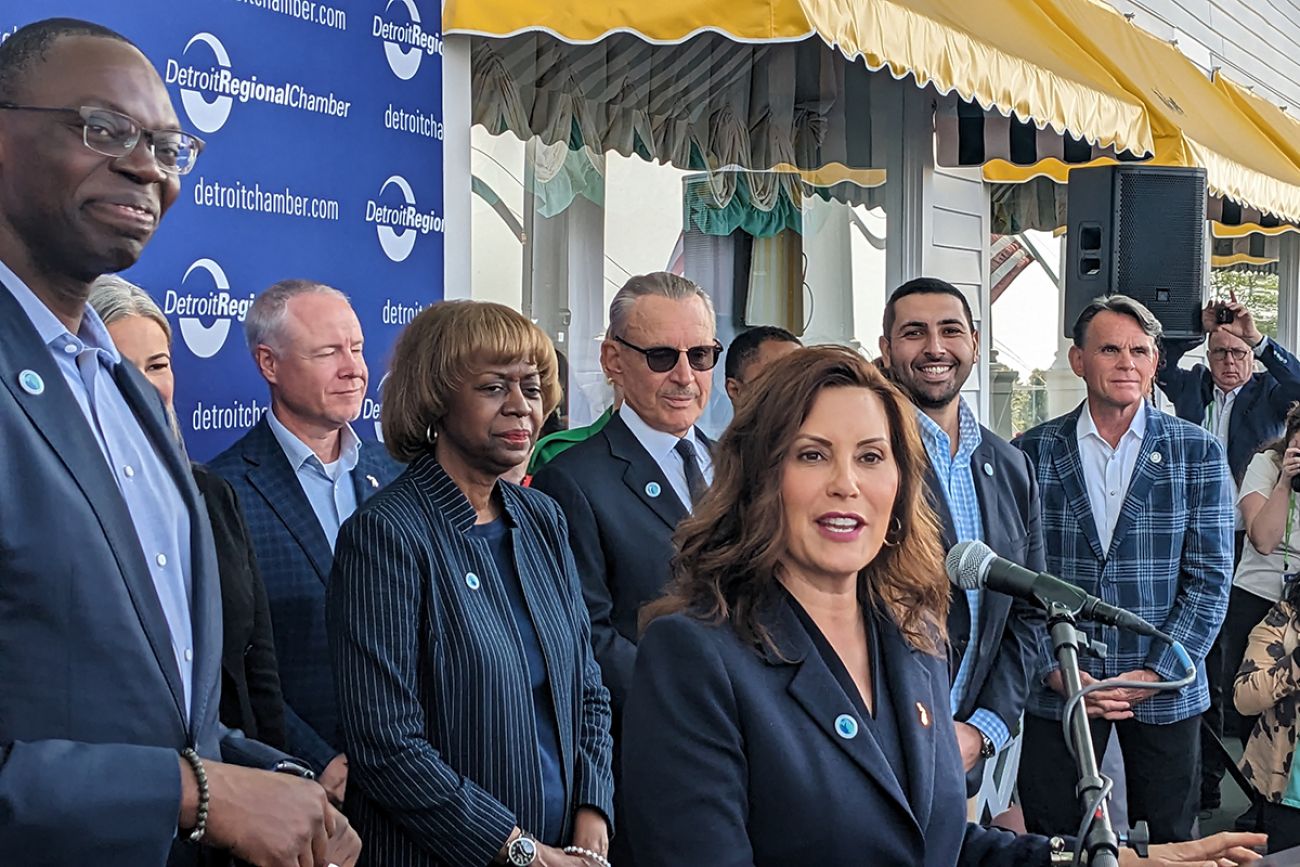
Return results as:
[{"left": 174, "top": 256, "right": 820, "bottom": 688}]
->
[
  {"left": 166, "top": 31, "right": 352, "bottom": 133},
  {"left": 366, "top": 175, "right": 444, "bottom": 263},
  {"left": 374, "top": 0, "right": 443, "bottom": 81},
  {"left": 164, "top": 258, "right": 256, "bottom": 359}
]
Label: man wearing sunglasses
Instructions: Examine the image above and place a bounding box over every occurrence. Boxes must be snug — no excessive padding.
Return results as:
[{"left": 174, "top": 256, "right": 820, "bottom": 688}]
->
[
  {"left": 531, "top": 272, "right": 719, "bottom": 855},
  {"left": 1156, "top": 293, "right": 1300, "bottom": 817},
  {"left": 0, "top": 18, "right": 357, "bottom": 867}
]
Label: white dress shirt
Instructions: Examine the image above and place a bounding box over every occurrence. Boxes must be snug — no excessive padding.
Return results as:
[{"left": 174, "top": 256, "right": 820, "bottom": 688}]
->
[
  {"left": 1076, "top": 400, "right": 1148, "bottom": 552},
  {"left": 1204, "top": 384, "right": 1243, "bottom": 449},
  {"left": 620, "top": 403, "right": 713, "bottom": 511}
]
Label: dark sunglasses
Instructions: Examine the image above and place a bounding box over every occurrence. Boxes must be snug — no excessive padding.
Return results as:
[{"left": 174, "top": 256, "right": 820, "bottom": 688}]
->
[{"left": 614, "top": 335, "right": 722, "bottom": 373}]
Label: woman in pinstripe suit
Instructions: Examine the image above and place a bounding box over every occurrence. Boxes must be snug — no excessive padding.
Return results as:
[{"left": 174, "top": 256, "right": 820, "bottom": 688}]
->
[{"left": 327, "top": 301, "right": 614, "bottom": 867}]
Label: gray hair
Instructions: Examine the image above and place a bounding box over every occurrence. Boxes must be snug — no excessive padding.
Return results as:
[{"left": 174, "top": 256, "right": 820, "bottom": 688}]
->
[
  {"left": 244, "top": 279, "right": 349, "bottom": 355},
  {"left": 607, "top": 272, "right": 716, "bottom": 339},
  {"left": 1071, "top": 294, "right": 1163, "bottom": 347},
  {"left": 88, "top": 274, "right": 172, "bottom": 343},
  {"left": 87, "top": 274, "right": 186, "bottom": 454}
]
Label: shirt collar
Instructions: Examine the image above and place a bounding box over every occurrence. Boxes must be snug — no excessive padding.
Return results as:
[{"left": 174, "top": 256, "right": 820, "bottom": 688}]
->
[
  {"left": 913, "top": 398, "right": 982, "bottom": 464},
  {"left": 266, "top": 405, "right": 361, "bottom": 473},
  {"left": 0, "top": 257, "right": 120, "bottom": 365},
  {"left": 1078, "top": 398, "right": 1147, "bottom": 447},
  {"left": 1214, "top": 384, "right": 1244, "bottom": 403},
  {"left": 620, "top": 402, "right": 701, "bottom": 462}
]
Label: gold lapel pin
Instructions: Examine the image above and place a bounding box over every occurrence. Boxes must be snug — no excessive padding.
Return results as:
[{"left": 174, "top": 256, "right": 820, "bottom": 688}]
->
[{"left": 916, "top": 702, "right": 930, "bottom": 727}]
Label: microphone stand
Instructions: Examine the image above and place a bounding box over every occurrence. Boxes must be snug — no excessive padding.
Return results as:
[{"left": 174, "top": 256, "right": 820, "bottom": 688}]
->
[{"left": 1047, "top": 602, "right": 1120, "bottom": 867}]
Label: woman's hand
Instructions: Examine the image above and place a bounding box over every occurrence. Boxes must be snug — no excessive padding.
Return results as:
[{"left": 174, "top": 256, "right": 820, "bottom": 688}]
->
[
  {"left": 569, "top": 806, "right": 610, "bottom": 859},
  {"left": 534, "top": 845, "right": 597, "bottom": 866},
  {"left": 1280, "top": 442, "right": 1300, "bottom": 487},
  {"left": 1117, "top": 831, "right": 1266, "bottom": 865}
]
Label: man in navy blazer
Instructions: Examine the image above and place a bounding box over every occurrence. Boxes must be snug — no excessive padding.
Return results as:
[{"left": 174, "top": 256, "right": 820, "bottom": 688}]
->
[
  {"left": 531, "top": 272, "right": 720, "bottom": 716},
  {"left": 1016, "top": 295, "right": 1233, "bottom": 843},
  {"left": 210, "top": 279, "right": 400, "bottom": 800},
  {"left": 879, "top": 278, "right": 1043, "bottom": 798},
  {"left": 0, "top": 18, "right": 356, "bottom": 866},
  {"left": 1156, "top": 296, "right": 1300, "bottom": 809}
]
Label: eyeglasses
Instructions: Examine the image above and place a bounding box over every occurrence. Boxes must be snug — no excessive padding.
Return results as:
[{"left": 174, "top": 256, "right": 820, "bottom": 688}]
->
[
  {"left": 0, "top": 104, "right": 205, "bottom": 175},
  {"left": 1209, "top": 347, "right": 1249, "bottom": 362},
  {"left": 614, "top": 335, "right": 722, "bottom": 373}
]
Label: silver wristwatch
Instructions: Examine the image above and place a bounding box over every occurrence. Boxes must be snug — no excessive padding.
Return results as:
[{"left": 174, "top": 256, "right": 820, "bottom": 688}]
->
[{"left": 507, "top": 834, "right": 538, "bottom": 866}]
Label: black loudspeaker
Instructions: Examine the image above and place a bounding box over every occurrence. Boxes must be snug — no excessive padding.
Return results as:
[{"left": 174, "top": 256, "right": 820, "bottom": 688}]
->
[{"left": 1064, "top": 165, "right": 1207, "bottom": 339}]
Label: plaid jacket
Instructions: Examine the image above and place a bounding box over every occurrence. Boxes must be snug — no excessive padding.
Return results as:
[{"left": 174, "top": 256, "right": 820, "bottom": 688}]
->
[{"left": 1016, "top": 402, "right": 1233, "bottom": 724}]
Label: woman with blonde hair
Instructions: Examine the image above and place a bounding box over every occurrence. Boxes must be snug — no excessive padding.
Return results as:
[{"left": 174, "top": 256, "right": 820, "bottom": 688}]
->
[
  {"left": 622, "top": 345, "right": 1263, "bottom": 866},
  {"left": 328, "top": 300, "right": 614, "bottom": 867}
]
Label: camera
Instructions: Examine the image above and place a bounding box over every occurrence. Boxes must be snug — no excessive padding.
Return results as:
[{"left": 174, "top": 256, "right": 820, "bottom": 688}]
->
[
  {"left": 1291, "top": 472, "right": 1300, "bottom": 494},
  {"left": 1215, "top": 304, "right": 1236, "bottom": 325}
]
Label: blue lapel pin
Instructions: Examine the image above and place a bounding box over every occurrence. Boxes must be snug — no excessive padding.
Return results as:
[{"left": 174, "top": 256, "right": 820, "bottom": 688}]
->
[
  {"left": 834, "top": 713, "right": 858, "bottom": 739},
  {"left": 645, "top": 481, "right": 661, "bottom": 498},
  {"left": 982, "top": 462, "right": 994, "bottom": 477},
  {"left": 18, "top": 369, "right": 43, "bottom": 396},
  {"left": 1150, "top": 451, "right": 1162, "bottom": 464}
]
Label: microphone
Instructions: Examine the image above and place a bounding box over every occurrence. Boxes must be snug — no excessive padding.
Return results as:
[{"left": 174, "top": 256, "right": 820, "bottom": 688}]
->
[{"left": 945, "top": 540, "right": 1169, "bottom": 641}]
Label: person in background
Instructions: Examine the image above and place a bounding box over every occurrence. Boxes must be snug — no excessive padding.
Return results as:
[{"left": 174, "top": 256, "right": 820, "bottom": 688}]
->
[
  {"left": 328, "top": 300, "right": 614, "bottom": 867},
  {"left": 1234, "top": 541, "right": 1300, "bottom": 853},
  {"left": 90, "top": 275, "right": 285, "bottom": 749},
  {"left": 0, "top": 17, "right": 357, "bottom": 865},
  {"left": 621, "top": 345, "right": 1262, "bottom": 866},
  {"left": 878, "top": 277, "right": 1042, "bottom": 798},
  {"left": 723, "top": 324, "right": 801, "bottom": 407},
  {"left": 528, "top": 380, "right": 622, "bottom": 477},
  {"left": 1156, "top": 295, "right": 1300, "bottom": 811},
  {"left": 209, "top": 279, "right": 402, "bottom": 805},
  {"left": 1016, "top": 295, "right": 1233, "bottom": 843}
]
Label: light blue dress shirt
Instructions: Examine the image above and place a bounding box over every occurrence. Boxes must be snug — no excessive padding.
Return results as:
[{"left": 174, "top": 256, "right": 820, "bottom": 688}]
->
[
  {"left": 2, "top": 260, "right": 194, "bottom": 715},
  {"left": 265, "top": 406, "right": 361, "bottom": 549},
  {"left": 916, "top": 401, "right": 1010, "bottom": 751}
]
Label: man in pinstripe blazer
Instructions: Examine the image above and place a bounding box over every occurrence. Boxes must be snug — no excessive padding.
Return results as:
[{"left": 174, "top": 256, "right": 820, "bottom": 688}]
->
[
  {"left": 210, "top": 280, "right": 401, "bottom": 802},
  {"left": 1015, "top": 295, "right": 1233, "bottom": 843}
]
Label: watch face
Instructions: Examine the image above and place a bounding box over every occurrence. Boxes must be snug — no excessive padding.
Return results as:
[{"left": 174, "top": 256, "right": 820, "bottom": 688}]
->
[{"left": 509, "top": 836, "right": 537, "bottom": 866}]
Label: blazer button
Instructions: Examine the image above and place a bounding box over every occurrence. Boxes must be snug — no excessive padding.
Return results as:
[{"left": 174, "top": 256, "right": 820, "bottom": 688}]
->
[
  {"left": 834, "top": 713, "right": 859, "bottom": 739},
  {"left": 465, "top": 572, "right": 481, "bottom": 590}
]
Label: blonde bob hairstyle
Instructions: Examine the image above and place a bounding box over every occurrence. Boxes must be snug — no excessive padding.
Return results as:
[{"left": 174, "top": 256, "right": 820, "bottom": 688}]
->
[
  {"left": 645, "top": 344, "right": 949, "bottom": 656},
  {"left": 382, "top": 300, "right": 562, "bottom": 463}
]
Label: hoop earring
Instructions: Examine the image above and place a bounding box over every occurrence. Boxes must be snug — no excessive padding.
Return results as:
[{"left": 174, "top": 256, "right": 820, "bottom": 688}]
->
[
  {"left": 425, "top": 424, "right": 437, "bottom": 446},
  {"left": 882, "top": 515, "right": 902, "bottom": 547}
]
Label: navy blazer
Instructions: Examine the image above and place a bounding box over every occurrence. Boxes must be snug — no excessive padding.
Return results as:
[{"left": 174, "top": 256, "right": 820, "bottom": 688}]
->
[
  {"left": 0, "top": 284, "right": 286, "bottom": 867},
  {"left": 1157, "top": 335, "right": 1300, "bottom": 484},
  {"left": 622, "top": 600, "right": 1053, "bottom": 866},
  {"left": 209, "top": 415, "right": 401, "bottom": 772},
  {"left": 530, "top": 412, "right": 712, "bottom": 713},
  {"left": 925, "top": 425, "right": 1044, "bottom": 794},
  {"left": 327, "top": 455, "right": 615, "bottom": 867}
]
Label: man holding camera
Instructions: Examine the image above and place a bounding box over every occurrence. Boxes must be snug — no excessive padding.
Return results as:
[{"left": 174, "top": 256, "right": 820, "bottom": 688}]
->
[{"left": 1157, "top": 293, "right": 1300, "bottom": 814}]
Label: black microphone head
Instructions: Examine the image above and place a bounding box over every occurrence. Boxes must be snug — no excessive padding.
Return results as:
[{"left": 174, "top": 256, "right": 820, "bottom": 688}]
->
[{"left": 945, "top": 540, "right": 995, "bottom": 591}]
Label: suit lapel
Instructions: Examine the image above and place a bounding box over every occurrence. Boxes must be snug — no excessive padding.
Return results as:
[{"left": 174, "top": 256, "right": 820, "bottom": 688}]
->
[
  {"left": 1107, "top": 408, "right": 1163, "bottom": 557},
  {"left": 242, "top": 418, "right": 334, "bottom": 582},
  {"left": 0, "top": 287, "right": 188, "bottom": 726},
  {"left": 1050, "top": 408, "right": 1106, "bottom": 561},
  {"left": 351, "top": 442, "right": 387, "bottom": 504},
  {"left": 923, "top": 461, "right": 958, "bottom": 552},
  {"left": 604, "top": 414, "right": 689, "bottom": 529},
  {"left": 768, "top": 601, "right": 920, "bottom": 835},
  {"left": 877, "top": 614, "right": 938, "bottom": 831}
]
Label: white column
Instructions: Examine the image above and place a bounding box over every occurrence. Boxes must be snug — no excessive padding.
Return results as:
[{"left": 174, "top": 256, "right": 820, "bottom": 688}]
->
[
  {"left": 1278, "top": 233, "right": 1300, "bottom": 350},
  {"left": 441, "top": 33, "right": 473, "bottom": 300}
]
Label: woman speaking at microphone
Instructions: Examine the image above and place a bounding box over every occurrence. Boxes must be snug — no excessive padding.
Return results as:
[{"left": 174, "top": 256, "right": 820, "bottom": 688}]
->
[{"left": 621, "top": 345, "right": 1263, "bottom": 867}]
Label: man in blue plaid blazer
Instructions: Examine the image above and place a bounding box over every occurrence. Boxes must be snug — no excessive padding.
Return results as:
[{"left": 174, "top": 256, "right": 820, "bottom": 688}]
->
[
  {"left": 1015, "top": 295, "right": 1233, "bottom": 844},
  {"left": 209, "top": 280, "right": 401, "bottom": 803}
]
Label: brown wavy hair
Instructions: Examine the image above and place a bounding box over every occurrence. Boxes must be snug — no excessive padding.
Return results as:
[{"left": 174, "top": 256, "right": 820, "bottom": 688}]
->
[{"left": 643, "top": 345, "right": 949, "bottom": 655}]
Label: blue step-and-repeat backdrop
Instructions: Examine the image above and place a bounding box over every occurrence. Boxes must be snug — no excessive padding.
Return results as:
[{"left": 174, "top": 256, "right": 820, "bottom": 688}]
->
[{"left": 0, "top": 2, "right": 445, "bottom": 459}]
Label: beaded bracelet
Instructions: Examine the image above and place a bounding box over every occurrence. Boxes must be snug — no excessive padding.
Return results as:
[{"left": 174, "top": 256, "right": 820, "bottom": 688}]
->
[
  {"left": 563, "top": 845, "right": 611, "bottom": 867},
  {"left": 179, "top": 748, "right": 210, "bottom": 843}
]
